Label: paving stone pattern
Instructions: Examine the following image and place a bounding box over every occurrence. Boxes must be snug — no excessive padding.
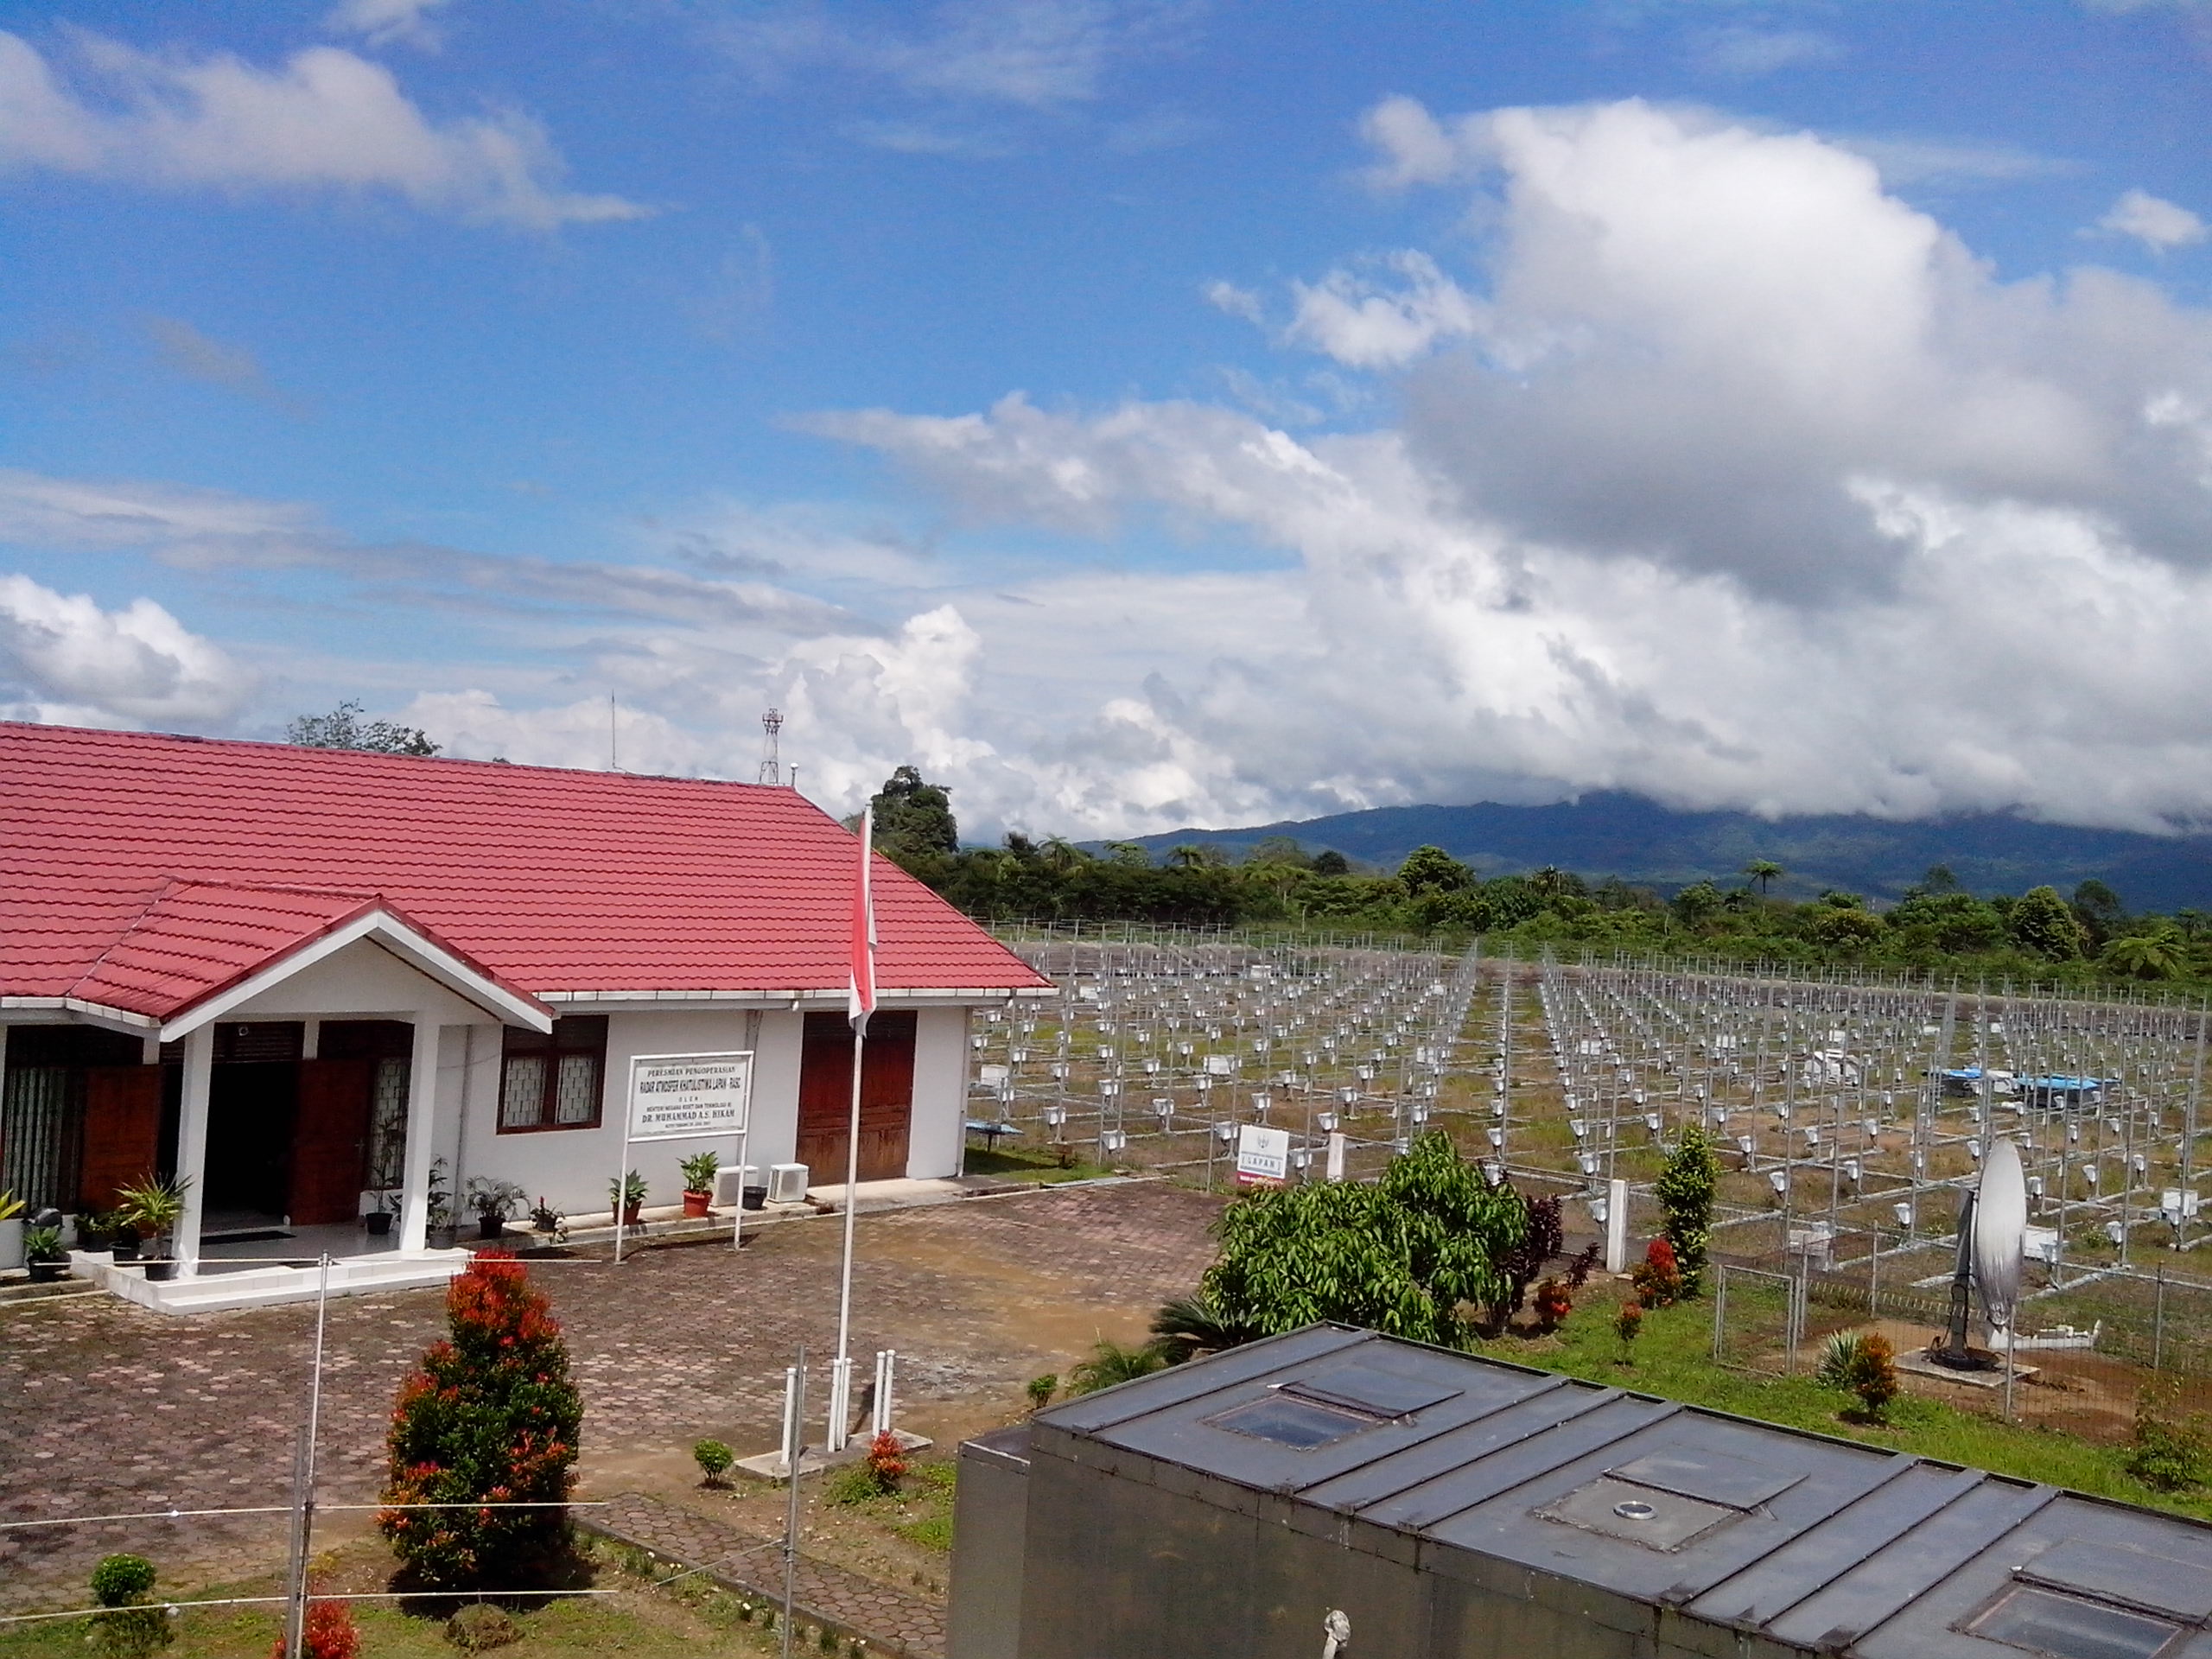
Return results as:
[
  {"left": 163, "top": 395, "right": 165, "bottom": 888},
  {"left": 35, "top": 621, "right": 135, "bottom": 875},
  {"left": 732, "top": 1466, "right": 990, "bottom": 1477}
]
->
[
  {"left": 0, "top": 1181, "right": 1218, "bottom": 1620},
  {"left": 590, "top": 1491, "right": 947, "bottom": 1657}
]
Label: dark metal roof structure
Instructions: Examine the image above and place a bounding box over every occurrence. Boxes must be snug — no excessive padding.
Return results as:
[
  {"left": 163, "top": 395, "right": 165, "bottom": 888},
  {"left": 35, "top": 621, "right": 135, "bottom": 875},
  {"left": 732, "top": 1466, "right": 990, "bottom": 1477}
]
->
[{"left": 1015, "top": 1324, "right": 2212, "bottom": 1658}]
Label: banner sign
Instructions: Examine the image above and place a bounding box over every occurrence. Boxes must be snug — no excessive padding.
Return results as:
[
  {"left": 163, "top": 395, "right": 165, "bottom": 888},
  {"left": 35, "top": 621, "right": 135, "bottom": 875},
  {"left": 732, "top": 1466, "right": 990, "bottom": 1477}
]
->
[
  {"left": 627, "top": 1051, "right": 752, "bottom": 1141},
  {"left": 1235, "top": 1123, "right": 1292, "bottom": 1188}
]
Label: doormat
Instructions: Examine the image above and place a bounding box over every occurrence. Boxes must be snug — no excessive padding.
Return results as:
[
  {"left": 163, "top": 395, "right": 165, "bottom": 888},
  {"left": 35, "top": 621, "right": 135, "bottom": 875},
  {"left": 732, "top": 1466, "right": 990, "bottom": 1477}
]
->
[{"left": 200, "top": 1228, "right": 295, "bottom": 1244}]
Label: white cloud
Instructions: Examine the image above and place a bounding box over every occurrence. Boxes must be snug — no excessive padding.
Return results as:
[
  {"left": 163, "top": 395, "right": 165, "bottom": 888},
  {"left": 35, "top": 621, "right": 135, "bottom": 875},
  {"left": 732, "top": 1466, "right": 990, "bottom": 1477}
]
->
[
  {"left": 2099, "top": 188, "right": 2208, "bottom": 251},
  {"left": 1284, "top": 251, "right": 1484, "bottom": 369},
  {"left": 1202, "top": 279, "right": 1263, "bottom": 324},
  {"left": 722, "top": 0, "right": 1194, "bottom": 110},
  {"left": 791, "top": 99, "right": 2212, "bottom": 836},
  {"left": 1835, "top": 135, "right": 2077, "bottom": 187},
  {"left": 0, "top": 573, "right": 253, "bottom": 724},
  {"left": 0, "top": 30, "right": 646, "bottom": 228},
  {"left": 325, "top": 0, "right": 454, "bottom": 49},
  {"left": 143, "top": 315, "right": 305, "bottom": 414},
  {"left": 1691, "top": 26, "right": 1841, "bottom": 78}
]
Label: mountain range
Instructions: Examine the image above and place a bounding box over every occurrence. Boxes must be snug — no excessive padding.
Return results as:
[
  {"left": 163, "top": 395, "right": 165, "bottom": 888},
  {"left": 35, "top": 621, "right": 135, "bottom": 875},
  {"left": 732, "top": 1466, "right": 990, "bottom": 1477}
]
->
[{"left": 1104, "top": 793, "right": 2212, "bottom": 912}]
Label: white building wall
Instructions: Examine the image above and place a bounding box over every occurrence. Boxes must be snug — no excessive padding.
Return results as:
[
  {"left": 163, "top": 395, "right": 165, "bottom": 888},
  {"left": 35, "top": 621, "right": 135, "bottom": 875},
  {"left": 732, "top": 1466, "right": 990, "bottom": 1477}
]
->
[
  {"left": 906, "top": 1005, "right": 971, "bottom": 1180},
  {"left": 454, "top": 1007, "right": 809, "bottom": 1215}
]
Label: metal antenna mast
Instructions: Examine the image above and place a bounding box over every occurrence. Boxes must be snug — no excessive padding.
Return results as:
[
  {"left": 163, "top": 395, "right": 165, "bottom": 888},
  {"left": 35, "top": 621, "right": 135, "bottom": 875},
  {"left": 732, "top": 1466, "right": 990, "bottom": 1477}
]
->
[{"left": 759, "top": 707, "right": 785, "bottom": 785}]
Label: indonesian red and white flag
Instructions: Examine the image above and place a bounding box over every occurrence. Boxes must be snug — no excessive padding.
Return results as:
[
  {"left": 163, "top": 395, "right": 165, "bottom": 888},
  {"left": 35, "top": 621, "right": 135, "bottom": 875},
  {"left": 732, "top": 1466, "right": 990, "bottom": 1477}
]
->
[{"left": 848, "top": 804, "right": 877, "bottom": 1034}]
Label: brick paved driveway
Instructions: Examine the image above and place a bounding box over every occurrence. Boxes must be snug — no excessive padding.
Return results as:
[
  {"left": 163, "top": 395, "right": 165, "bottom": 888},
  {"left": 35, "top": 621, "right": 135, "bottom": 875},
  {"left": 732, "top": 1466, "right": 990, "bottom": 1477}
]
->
[{"left": 0, "top": 1179, "right": 1219, "bottom": 1611}]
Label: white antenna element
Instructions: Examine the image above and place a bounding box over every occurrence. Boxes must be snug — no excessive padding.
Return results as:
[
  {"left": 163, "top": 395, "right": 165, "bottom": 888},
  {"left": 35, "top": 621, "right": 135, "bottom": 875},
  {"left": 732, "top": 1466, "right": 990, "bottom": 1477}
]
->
[
  {"left": 1974, "top": 1135, "right": 2027, "bottom": 1335},
  {"left": 608, "top": 693, "right": 618, "bottom": 772},
  {"left": 759, "top": 708, "right": 784, "bottom": 785}
]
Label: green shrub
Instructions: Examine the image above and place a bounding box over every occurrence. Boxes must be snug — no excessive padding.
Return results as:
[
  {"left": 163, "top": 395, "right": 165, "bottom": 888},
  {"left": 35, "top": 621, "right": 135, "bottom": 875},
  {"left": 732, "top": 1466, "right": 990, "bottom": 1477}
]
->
[
  {"left": 693, "top": 1439, "right": 735, "bottom": 1484},
  {"left": 1024, "top": 1373, "right": 1058, "bottom": 1410},
  {"left": 2126, "top": 1382, "right": 2212, "bottom": 1491},
  {"left": 1655, "top": 1127, "right": 1719, "bottom": 1296},
  {"left": 1815, "top": 1332, "right": 1900, "bottom": 1422},
  {"left": 825, "top": 1463, "right": 884, "bottom": 1507},
  {"left": 444, "top": 1603, "right": 520, "bottom": 1650},
  {"left": 87, "top": 1554, "right": 167, "bottom": 1659}
]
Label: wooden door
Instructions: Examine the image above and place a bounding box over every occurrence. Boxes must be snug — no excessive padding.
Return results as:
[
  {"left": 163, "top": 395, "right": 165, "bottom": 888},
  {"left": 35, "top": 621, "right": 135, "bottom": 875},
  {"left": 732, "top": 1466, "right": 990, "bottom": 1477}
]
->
[
  {"left": 796, "top": 1012, "right": 915, "bottom": 1185},
  {"left": 289, "top": 1058, "right": 373, "bottom": 1225},
  {"left": 80, "top": 1066, "right": 162, "bottom": 1212}
]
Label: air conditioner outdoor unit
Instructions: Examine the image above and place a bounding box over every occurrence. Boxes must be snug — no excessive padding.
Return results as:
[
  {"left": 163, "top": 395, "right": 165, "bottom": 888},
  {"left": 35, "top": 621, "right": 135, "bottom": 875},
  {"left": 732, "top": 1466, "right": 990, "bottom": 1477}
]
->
[{"left": 767, "top": 1163, "right": 810, "bottom": 1205}]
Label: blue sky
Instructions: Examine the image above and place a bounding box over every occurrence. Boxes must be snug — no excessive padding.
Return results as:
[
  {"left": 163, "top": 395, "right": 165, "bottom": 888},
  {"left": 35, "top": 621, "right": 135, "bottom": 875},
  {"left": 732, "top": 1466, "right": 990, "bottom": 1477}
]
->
[{"left": 4, "top": 0, "right": 2212, "bottom": 837}]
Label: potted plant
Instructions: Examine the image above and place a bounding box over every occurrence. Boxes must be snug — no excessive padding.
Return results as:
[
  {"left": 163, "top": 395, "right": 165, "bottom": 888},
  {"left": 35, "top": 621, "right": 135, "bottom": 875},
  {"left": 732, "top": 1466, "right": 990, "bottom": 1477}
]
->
[
  {"left": 426, "top": 1159, "right": 458, "bottom": 1249},
  {"left": 678, "top": 1152, "right": 720, "bottom": 1219},
  {"left": 364, "top": 1187, "right": 398, "bottom": 1237},
  {"left": 528, "top": 1198, "right": 568, "bottom": 1240},
  {"left": 23, "top": 1224, "right": 66, "bottom": 1283},
  {"left": 609, "top": 1169, "right": 647, "bottom": 1228},
  {"left": 104, "top": 1209, "right": 141, "bottom": 1262},
  {"left": 0, "top": 1190, "right": 23, "bottom": 1272},
  {"left": 465, "top": 1177, "right": 527, "bottom": 1241},
  {"left": 114, "top": 1175, "right": 188, "bottom": 1281}
]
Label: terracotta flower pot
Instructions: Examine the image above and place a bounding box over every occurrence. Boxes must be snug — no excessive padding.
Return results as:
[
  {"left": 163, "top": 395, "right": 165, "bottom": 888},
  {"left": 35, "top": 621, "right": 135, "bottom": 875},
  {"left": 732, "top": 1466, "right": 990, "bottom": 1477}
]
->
[
  {"left": 620, "top": 1203, "right": 643, "bottom": 1228},
  {"left": 682, "top": 1191, "right": 712, "bottom": 1218}
]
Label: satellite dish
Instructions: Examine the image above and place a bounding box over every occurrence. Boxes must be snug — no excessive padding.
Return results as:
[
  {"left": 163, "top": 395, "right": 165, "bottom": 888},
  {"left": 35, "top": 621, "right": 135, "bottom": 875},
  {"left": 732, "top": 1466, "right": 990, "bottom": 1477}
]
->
[{"left": 1974, "top": 1136, "right": 2028, "bottom": 1335}]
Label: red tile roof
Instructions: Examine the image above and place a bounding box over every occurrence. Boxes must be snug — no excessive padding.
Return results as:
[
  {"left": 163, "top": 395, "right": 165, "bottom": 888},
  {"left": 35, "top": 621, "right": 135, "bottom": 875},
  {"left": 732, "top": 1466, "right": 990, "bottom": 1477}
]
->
[{"left": 0, "top": 721, "right": 1051, "bottom": 1020}]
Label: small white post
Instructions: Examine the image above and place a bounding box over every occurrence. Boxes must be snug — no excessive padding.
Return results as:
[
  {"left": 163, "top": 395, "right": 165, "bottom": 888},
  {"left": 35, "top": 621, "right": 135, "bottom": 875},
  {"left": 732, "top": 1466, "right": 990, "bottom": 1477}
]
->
[
  {"left": 1325, "top": 1130, "right": 1347, "bottom": 1182},
  {"left": 871, "top": 1350, "right": 895, "bottom": 1439},
  {"left": 779, "top": 1363, "right": 802, "bottom": 1478},
  {"left": 826, "top": 1354, "right": 853, "bottom": 1452},
  {"left": 613, "top": 1058, "right": 636, "bottom": 1265},
  {"left": 1605, "top": 1176, "right": 1630, "bottom": 1274}
]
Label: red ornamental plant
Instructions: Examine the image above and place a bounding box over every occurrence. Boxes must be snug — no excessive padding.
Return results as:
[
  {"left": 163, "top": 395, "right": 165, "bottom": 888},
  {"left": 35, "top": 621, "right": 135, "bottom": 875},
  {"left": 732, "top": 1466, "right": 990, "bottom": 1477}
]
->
[
  {"left": 270, "top": 1596, "right": 359, "bottom": 1659},
  {"left": 1631, "top": 1236, "right": 1683, "bottom": 1307},
  {"left": 378, "top": 1255, "right": 582, "bottom": 1589},
  {"left": 1531, "top": 1276, "right": 1574, "bottom": 1332},
  {"left": 865, "top": 1430, "right": 909, "bottom": 1493}
]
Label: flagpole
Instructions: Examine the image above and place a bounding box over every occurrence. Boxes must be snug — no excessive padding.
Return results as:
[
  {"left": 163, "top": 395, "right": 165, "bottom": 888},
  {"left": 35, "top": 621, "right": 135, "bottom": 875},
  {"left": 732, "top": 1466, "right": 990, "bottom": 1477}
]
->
[
  {"left": 832, "top": 1020, "right": 863, "bottom": 1447},
  {"left": 831, "top": 804, "right": 876, "bottom": 1452}
]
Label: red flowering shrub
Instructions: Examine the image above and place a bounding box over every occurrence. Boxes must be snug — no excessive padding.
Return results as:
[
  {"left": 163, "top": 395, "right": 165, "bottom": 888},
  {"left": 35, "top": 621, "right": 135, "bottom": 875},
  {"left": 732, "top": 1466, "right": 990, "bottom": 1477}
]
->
[
  {"left": 1531, "top": 1276, "right": 1574, "bottom": 1332},
  {"left": 270, "top": 1597, "right": 359, "bottom": 1659},
  {"left": 864, "top": 1430, "right": 909, "bottom": 1494},
  {"left": 378, "top": 1254, "right": 582, "bottom": 1588},
  {"left": 1630, "top": 1236, "right": 1682, "bottom": 1307}
]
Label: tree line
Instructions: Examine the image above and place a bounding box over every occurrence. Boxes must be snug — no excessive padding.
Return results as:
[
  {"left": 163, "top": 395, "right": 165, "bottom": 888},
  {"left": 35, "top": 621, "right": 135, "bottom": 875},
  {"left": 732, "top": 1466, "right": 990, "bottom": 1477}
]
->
[{"left": 864, "top": 766, "right": 2212, "bottom": 987}]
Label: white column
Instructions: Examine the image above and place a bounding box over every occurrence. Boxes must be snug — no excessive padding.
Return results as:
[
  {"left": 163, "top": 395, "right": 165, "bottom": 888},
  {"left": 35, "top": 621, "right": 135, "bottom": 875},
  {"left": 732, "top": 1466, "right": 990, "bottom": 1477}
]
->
[
  {"left": 175, "top": 1026, "right": 214, "bottom": 1278},
  {"left": 398, "top": 1017, "right": 441, "bottom": 1251},
  {"left": 1605, "top": 1175, "right": 1630, "bottom": 1274}
]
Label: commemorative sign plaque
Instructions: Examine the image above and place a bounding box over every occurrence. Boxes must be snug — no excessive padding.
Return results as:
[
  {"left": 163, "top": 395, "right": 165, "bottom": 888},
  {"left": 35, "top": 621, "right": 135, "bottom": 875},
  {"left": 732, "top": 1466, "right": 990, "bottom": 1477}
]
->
[{"left": 627, "top": 1052, "right": 753, "bottom": 1141}]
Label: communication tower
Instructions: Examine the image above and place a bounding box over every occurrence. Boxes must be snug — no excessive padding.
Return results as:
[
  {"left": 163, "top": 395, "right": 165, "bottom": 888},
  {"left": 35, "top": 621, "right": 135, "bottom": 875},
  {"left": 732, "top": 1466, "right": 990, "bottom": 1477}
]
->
[{"left": 758, "top": 708, "right": 785, "bottom": 785}]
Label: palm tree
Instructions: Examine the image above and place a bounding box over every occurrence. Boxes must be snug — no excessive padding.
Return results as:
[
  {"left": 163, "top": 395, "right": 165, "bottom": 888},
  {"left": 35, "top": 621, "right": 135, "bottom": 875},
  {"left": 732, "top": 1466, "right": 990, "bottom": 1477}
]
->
[
  {"left": 2102, "top": 933, "right": 2185, "bottom": 982},
  {"left": 1744, "top": 860, "right": 1783, "bottom": 895},
  {"left": 1066, "top": 1338, "right": 1169, "bottom": 1395},
  {"left": 1148, "top": 1294, "right": 1259, "bottom": 1364}
]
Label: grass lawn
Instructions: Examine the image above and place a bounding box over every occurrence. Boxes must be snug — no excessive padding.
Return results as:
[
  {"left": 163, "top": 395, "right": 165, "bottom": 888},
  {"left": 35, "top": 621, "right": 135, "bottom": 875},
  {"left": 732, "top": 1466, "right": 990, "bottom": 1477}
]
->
[
  {"left": 962, "top": 1143, "right": 1114, "bottom": 1183},
  {"left": 0, "top": 1537, "right": 798, "bottom": 1659},
  {"left": 1478, "top": 1285, "right": 2212, "bottom": 1524}
]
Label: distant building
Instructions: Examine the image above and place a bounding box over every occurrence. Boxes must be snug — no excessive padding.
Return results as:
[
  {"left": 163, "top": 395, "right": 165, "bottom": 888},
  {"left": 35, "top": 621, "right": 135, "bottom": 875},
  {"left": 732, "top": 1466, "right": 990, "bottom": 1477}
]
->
[
  {"left": 0, "top": 722, "right": 1050, "bottom": 1308},
  {"left": 952, "top": 1323, "right": 2212, "bottom": 1659}
]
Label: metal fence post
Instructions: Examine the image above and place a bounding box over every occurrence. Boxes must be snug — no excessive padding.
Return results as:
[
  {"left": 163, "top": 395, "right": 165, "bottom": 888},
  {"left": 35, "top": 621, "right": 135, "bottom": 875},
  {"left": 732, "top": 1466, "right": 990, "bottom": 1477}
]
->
[
  {"left": 1712, "top": 1267, "right": 1728, "bottom": 1364},
  {"left": 2155, "top": 1266, "right": 2167, "bottom": 1372}
]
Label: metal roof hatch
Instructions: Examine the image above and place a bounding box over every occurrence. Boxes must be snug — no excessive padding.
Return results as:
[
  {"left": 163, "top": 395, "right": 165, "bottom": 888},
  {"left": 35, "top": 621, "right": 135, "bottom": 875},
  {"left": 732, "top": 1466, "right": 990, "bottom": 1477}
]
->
[{"left": 1963, "top": 1537, "right": 2212, "bottom": 1659}]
